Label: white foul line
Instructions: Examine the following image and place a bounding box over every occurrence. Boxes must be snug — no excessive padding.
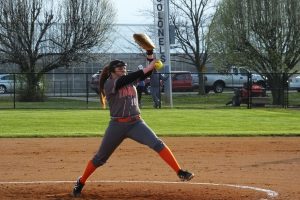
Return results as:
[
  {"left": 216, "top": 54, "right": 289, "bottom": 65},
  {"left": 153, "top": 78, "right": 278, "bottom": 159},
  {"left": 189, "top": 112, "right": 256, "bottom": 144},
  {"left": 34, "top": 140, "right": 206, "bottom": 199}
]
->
[{"left": 0, "top": 180, "right": 278, "bottom": 199}]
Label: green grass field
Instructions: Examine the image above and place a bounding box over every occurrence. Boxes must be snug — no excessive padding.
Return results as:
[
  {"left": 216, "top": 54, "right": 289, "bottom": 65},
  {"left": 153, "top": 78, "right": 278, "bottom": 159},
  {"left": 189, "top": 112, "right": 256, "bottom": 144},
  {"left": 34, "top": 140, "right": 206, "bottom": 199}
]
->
[
  {"left": 1, "top": 108, "right": 300, "bottom": 137},
  {"left": 1, "top": 91, "right": 299, "bottom": 109},
  {"left": 0, "top": 93, "right": 235, "bottom": 109}
]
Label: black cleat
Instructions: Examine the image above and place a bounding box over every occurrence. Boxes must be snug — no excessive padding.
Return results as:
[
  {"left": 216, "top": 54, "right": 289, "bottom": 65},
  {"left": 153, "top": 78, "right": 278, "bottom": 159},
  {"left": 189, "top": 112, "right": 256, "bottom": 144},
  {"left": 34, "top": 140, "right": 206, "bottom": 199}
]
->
[
  {"left": 73, "top": 177, "right": 85, "bottom": 197},
  {"left": 177, "top": 169, "right": 194, "bottom": 181}
]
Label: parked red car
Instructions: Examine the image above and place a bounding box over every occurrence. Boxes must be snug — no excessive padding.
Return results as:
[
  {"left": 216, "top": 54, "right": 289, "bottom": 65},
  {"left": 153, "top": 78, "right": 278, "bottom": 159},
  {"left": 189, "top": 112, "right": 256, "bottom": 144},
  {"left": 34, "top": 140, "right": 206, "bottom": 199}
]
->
[
  {"left": 170, "top": 71, "right": 193, "bottom": 91},
  {"left": 90, "top": 71, "right": 193, "bottom": 95},
  {"left": 144, "top": 71, "right": 193, "bottom": 94}
]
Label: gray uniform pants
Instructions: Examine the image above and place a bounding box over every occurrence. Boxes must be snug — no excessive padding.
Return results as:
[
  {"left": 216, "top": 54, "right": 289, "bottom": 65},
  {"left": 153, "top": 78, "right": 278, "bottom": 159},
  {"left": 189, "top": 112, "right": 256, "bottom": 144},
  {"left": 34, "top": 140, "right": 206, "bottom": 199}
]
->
[
  {"left": 92, "top": 119, "right": 165, "bottom": 167},
  {"left": 150, "top": 86, "right": 160, "bottom": 108}
]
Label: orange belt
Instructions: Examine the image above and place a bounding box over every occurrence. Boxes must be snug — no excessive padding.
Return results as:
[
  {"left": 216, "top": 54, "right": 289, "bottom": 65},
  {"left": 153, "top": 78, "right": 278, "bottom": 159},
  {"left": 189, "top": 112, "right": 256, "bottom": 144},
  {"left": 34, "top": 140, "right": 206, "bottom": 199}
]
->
[{"left": 113, "top": 115, "right": 141, "bottom": 123}]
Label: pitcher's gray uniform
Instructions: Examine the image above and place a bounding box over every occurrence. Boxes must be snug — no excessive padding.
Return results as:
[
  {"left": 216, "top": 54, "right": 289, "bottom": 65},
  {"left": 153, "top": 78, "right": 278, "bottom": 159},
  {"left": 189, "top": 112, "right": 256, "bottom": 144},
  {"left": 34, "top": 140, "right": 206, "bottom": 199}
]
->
[
  {"left": 72, "top": 60, "right": 194, "bottom": 197},
  {"left": 92, "top": 70, "right": 165, "bottom": 167}
]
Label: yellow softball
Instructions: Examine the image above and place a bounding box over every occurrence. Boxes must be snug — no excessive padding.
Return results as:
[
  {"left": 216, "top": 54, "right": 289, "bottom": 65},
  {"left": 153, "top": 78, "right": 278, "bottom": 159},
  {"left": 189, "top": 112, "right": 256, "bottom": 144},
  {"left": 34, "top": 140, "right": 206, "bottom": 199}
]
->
[{"left": 154, "top": 60, "right": 164, "bottom": 70}]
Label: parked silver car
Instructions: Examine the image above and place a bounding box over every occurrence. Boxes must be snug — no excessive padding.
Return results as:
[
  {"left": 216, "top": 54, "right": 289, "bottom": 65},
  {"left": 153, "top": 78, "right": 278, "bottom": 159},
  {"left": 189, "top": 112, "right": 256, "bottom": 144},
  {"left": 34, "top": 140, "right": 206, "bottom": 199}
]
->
[
  {"left": 0, "top": 74, "right": 15, "bottom": 94},
  {"left": 289, "top": 75, "right": 300, "bottom": 92},
  {"left": 0, "top": 74, "right": 44, "bottom": 94}
]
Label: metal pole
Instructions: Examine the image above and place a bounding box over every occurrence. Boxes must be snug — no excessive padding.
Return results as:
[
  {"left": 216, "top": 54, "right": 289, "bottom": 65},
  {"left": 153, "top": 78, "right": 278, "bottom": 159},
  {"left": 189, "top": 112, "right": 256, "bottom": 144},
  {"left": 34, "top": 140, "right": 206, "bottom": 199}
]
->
[
  {"left": 153, "top": 0, "right": 173, "bottom": 107},
  {"left": 163, "top": 0, "right": 173, "bottom": 107}
]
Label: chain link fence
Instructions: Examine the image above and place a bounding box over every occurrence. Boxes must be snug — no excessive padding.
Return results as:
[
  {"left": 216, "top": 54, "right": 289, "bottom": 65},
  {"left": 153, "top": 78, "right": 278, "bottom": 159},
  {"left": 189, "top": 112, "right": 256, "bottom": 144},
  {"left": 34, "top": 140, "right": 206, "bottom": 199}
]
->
[{"left": 0, "top": 72, "right": 299, "bottom": 109}]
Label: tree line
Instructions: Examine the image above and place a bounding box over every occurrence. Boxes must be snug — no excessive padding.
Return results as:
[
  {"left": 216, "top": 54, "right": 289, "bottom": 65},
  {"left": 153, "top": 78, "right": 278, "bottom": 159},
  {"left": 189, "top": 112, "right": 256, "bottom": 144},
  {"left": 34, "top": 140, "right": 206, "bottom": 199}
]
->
[{"left": 1, "top": 0, "right": 300, "bottom": 105}]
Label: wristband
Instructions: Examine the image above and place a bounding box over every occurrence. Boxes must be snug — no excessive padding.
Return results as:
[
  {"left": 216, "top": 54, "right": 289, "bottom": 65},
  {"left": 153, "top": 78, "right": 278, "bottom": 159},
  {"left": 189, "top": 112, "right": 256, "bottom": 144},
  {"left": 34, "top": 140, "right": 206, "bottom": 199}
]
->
[
  {"left": 147, "top": 57, "right": 154, "bottom": 62},
  {"left": 146, "top": 50, "right": 153, "bottom": 55}
]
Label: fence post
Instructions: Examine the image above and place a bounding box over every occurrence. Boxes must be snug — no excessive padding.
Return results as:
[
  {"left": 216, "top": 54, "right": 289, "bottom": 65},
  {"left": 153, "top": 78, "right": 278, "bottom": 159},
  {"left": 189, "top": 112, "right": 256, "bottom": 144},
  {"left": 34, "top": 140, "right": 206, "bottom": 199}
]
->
[
  {"left": 53, "top": 81, "right": 56, "bottom": 97},
  {"left": 158, "top": 73, "right": 161, "bottom": 109},
  {"left": 13, "top": 73, "right": 16, "bottom": 109},
  {"left": 86, "top": 73, "right": 89, "bottom": 108},
  {"left": 283, "top": 73, "right": 288, "bottom": 108},
  {"left": 60, "top": 81, "right": 62, "bottom": 97},
  {"left": 247, "top": 73, "right": 252, "bottom": 109},
  {"left": 66, "top": 73, "right": 69, "bottom": 97}
]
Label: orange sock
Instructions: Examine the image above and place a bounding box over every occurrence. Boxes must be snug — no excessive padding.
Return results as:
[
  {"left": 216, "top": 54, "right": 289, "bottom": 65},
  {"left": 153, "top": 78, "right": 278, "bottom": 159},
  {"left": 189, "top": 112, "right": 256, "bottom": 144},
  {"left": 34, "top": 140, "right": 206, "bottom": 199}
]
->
[
  {"left": 158, "top": 146, "right": 181, "bottom": 173},
  {"left": 80, "top": 160, "right": 97, "bottom": 184}
]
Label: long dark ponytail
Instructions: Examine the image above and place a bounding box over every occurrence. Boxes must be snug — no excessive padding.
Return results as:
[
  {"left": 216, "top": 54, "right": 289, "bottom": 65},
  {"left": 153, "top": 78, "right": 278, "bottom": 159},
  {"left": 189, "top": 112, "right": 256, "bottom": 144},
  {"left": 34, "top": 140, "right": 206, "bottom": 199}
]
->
[
  {"left": 99, "top": 65, "right": 110, "bottom": 108},
  {"left": 99, "top": 60, "right": 127, "bottom": 108}
]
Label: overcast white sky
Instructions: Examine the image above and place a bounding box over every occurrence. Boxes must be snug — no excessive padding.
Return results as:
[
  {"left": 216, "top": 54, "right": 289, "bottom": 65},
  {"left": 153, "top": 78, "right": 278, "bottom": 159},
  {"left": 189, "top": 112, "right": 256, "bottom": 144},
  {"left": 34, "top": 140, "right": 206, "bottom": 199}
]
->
[
  {"left": 107, "top": 0, "right": 219, "bottom": 53},
  {"left": 111, "top": 0, "right": 153, "bottom": 24}
]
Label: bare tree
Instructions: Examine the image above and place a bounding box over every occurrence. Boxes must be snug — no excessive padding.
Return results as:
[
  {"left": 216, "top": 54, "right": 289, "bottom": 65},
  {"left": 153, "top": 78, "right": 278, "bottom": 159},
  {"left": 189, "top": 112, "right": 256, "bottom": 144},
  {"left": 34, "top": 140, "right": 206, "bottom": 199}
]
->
[
  {"left": 169, "top": 0, "right": 215, "bottom": 94},
  {"left": 208, "top": 0, "right": 300, "bottom": 105},
  {"left": 0, "top": 0, "right": 116, "bottom": 101}
]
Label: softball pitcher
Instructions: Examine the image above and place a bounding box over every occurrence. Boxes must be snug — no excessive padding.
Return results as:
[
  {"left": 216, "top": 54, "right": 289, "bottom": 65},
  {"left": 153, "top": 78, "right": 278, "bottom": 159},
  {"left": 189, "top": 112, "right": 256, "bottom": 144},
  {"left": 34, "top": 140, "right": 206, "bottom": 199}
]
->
[{"left": 73, "top": 56, "right": 194, "bottom": 197}]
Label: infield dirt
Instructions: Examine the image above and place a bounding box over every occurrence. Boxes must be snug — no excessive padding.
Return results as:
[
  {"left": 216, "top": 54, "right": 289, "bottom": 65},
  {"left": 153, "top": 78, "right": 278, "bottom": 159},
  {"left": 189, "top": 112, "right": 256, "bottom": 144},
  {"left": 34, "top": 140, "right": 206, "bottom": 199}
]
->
[{"left": 0, "top": 137, "right": 299, "bottom": 200}]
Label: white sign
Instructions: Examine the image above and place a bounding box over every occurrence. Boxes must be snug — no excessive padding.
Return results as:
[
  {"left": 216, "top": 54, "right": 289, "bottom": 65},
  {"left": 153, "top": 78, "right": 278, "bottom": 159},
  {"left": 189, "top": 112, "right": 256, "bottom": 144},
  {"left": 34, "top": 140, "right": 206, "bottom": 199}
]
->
[
  {"left": 154, "top": 0, "right": 172, "bottom": 106},
  {"left": 155, "top": 0, "right": 166, "bottom": 63}
]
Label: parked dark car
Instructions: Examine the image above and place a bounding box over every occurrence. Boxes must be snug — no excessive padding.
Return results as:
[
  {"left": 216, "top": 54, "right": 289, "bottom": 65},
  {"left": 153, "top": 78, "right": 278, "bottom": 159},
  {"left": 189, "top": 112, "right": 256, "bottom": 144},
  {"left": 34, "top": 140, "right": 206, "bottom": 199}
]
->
[
  {"left": 90, "top": 70, "right": 134, "bottom": 95},
  {"left": 90, "top": 72, "right": 100, "bottom": 94}
]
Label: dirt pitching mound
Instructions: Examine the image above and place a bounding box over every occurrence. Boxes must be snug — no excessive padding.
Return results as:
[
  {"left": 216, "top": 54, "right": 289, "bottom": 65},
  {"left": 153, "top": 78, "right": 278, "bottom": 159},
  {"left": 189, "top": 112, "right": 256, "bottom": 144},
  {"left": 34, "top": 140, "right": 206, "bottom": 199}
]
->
[
  {"left": 0, "top": 181, "right": 272, "bottom": 200},
  {"left": 2, "top": 137, "right": 299, "bottom": 199}
]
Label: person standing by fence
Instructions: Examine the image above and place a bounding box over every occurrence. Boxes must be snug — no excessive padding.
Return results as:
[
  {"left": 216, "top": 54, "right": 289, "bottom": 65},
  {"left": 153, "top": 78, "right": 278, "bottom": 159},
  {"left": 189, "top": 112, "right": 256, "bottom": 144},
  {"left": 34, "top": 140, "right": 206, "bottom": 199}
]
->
[
  {"left": 136, "top": 65, "right": 145, "bottom": 108},
  {"left": 150, "top": 69, "right": 168, "bottom": 109}
]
